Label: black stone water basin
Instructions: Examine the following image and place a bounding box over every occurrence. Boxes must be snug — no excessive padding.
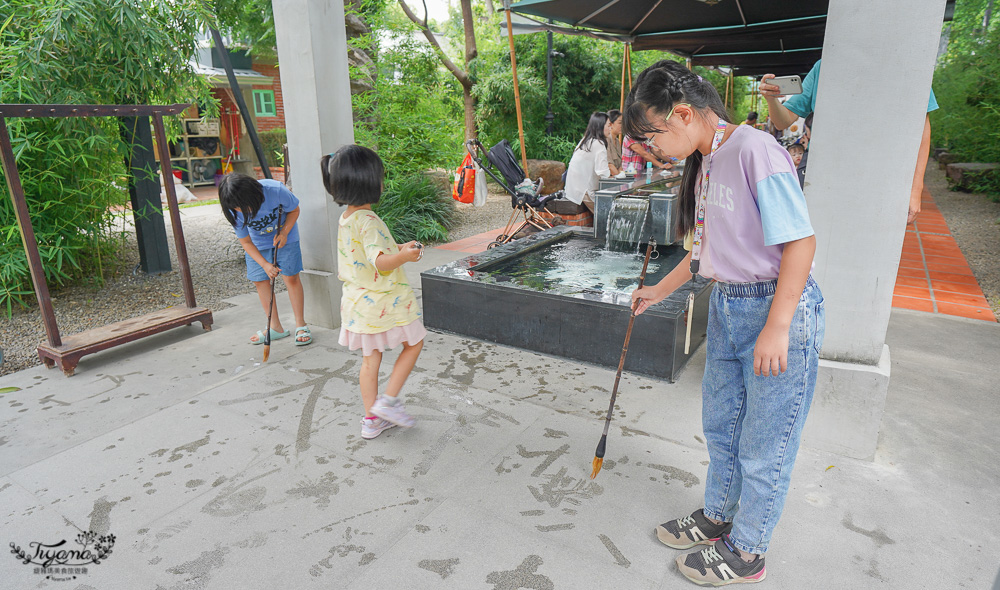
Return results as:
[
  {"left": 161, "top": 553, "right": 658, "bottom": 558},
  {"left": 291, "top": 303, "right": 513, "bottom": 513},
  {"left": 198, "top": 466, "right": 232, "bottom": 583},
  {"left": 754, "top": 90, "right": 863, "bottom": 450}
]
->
[{"left": 421, "top": 226, "right": 712, "bottom": 382}]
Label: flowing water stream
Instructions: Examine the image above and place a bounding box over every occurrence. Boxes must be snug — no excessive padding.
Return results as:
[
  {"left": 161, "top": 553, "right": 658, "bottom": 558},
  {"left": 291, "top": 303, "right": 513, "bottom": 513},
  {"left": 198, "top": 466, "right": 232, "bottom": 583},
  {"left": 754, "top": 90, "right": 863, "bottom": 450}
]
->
[{"left": 605, "top": 197, "right": 650, "bottom": 252}]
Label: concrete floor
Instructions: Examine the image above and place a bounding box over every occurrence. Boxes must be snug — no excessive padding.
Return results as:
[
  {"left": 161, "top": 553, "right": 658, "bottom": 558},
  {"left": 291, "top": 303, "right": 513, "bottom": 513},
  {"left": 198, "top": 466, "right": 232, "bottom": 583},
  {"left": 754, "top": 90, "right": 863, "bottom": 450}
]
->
[{"left": 1, "top": 246, "right": 998, "bottom": 589}]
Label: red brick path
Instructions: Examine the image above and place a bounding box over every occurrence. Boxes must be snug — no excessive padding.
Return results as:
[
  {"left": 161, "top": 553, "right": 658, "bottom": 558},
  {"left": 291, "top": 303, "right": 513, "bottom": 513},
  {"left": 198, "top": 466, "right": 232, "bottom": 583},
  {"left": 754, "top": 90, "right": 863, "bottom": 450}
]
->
[{"left": 894, "top": 192, "right": 996, "bottom": 321}]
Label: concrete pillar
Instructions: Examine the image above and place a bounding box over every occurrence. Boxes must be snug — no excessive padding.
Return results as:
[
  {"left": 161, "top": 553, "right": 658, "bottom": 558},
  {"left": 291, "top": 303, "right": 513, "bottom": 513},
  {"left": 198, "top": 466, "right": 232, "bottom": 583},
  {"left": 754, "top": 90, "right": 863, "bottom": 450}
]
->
[
  {"left": 271, "top": 0, "right": 355, "bottom": 329},
  {"left": 801, "top": 0, "right": 947, "bottom": 458}
]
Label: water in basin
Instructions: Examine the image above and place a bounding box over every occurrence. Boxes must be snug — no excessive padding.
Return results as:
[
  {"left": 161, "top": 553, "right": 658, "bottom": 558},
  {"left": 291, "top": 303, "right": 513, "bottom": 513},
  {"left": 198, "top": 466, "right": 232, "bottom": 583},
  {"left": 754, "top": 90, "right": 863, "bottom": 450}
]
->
[{"left": 478, "top": 235, "right": 688, "bottom": 299}]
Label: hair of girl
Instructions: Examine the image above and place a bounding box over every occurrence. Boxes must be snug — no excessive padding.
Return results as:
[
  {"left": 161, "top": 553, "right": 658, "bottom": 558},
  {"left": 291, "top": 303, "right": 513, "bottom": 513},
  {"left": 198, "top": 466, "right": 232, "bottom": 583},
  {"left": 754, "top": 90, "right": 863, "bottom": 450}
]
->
[
  {"left": 623, "top": 60, "right": 732, "bottom": 236},
  {"left": 218, "top": 172, "right": 265, "bottom": 228},
  {"left": 577, "top": 111, "right": 610, "bottom": 152},
  {"left": 607, "top": 109, "right": 621, "bottom": 123},
  {"left": 320, "top": 144, "right": 385, "bottom": 206}
]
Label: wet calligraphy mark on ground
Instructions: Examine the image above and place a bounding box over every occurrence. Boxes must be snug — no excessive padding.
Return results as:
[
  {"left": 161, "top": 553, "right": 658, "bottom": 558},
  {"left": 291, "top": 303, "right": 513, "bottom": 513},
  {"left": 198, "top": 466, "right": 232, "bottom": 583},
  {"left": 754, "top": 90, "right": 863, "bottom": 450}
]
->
[
  {"left": 418, "top": 557, "right": 460, "bottom": 579},
  {"left": 303, "top": 498, "right": 422, "bottom": 539},
  {"left": 516, "top": 444, "right": 569, "bottom": 477},
  {"left": 485, "top": 555, "right": 554, "bottom": 590},
  {"left": 90, "top": 372, "right": 142, "bottom": 396},
  {"left": 219, "top": 362, "right": 357, "bottom": 452},
  {"left": 598, "top": 534, "right": 631, "bottom": 568},
  {"left": 164, "top": 545, "right": 231, "bottom": 590},
  {"left": 411, "top": 400, "right": 520, "bottom": 478},
  {"left": 645, "top": 463, "right": 700, "bottom": 488},
  {"left": 201, "top": 467, "right": 280, "bottom": 518},
  {"left": 309, "top": 527, "right": 375, "bottom": 576},
  {"left": 619, "top": 424, "right": 688, "bottom": 448},
  {"left": 528, "top": 466, "right": 603, "bottom": 508},
  {"left": 285, "top": 471, "right": 352, "bottom": 508},
  {"left": 842, "top": 514, "right": 896, "bottom": 548},
  {"left": 436, "top": 342, "right": 505, "bottom": 387},
  {"left": 535, "top": 523, "right": 574, "bottom": 532}
]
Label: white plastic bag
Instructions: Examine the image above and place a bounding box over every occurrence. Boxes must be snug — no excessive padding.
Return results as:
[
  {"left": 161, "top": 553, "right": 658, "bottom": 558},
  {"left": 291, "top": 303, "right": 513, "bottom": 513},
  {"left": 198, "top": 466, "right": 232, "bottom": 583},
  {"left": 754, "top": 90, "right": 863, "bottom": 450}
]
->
[{"left": 473, "top": 160, "right": 488, "bottom": 207}]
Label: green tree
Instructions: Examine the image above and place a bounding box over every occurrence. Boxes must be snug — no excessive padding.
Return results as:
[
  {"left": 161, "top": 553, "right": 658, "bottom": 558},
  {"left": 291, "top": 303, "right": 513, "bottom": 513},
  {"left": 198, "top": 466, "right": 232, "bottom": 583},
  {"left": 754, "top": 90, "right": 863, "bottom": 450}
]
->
[
  {"left": 397, "top": 0, "right": 479, "bottom": 140},
  {"left": 932, "top": 0, "right": 1000, "bottom": 164},
  {"left": 211, "top": 0, "right": 278, "bottom": 59},
  {"left": 353, "top": 2, "right": 460, "bottom": 242},
  {"left": 0, "top": 0, "right": 215, "bottom": 313},
  {"left": 473, "top": 30, "right": 742, "bottom": 163}
]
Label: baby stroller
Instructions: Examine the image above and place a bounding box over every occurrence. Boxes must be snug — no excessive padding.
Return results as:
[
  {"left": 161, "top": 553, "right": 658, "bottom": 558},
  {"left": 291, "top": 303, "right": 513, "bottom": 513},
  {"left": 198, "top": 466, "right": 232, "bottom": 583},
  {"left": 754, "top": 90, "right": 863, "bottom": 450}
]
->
[{"left": 466, "top": 139, "right": 560, "bottom": 249}]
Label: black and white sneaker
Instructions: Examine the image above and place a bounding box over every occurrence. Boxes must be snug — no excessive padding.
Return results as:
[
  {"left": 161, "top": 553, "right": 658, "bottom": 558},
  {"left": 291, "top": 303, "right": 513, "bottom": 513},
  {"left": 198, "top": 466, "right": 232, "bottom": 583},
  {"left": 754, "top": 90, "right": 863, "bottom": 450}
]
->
[
  {"left": 676, "top": 533, "right": 766, "bottom": 586},
  {"left": 656, "top": 509, "right": 733, "bottom": 549}
]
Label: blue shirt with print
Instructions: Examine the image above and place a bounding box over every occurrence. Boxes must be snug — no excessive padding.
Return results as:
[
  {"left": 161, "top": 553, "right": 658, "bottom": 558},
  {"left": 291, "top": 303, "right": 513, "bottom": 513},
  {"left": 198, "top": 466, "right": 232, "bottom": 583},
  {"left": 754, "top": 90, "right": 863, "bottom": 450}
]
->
[{"left": 232, "top": 179, "right": 300, "bottom": 251}]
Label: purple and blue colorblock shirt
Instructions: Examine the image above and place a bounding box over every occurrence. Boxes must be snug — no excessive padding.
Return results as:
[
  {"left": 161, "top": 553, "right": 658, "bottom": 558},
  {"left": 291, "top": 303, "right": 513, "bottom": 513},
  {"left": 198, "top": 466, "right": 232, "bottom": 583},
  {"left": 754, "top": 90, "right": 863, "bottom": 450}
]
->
[{"left": 694, "top": 124, "right": 814, "bottom": 284}]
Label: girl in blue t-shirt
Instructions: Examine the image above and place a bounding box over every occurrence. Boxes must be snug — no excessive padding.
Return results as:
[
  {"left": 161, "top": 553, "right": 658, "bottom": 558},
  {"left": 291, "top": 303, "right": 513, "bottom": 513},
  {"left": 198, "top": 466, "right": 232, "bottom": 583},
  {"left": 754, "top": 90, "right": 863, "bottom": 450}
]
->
[
  {"left": 624, "top": 61, "right": 824, "bottom": 587},
  {"left": 219, "top": 173, "right": 311, "bottom": 346}
]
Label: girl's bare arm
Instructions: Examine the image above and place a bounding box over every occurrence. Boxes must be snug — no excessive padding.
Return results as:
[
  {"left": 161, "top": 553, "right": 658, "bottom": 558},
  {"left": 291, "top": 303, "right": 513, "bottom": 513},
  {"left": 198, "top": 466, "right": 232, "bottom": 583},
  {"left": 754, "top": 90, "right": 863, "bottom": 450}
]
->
[{"left": 754, "top": 235, "right": 816, "bottom": 376}]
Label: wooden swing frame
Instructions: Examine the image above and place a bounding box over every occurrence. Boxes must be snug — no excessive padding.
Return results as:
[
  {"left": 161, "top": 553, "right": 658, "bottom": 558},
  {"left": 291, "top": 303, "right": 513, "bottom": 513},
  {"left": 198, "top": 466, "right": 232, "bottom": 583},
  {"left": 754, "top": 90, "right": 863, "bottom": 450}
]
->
[{"left": 0, "top": 103, "right": 213, "bottom": 376}]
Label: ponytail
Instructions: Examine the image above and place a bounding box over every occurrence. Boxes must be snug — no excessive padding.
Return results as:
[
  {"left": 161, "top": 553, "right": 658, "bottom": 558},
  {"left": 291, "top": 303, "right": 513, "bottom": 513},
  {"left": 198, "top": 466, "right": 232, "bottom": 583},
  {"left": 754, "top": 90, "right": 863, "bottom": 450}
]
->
[{"left": 622, "top": 61, "right": 731, "bottom": 237}]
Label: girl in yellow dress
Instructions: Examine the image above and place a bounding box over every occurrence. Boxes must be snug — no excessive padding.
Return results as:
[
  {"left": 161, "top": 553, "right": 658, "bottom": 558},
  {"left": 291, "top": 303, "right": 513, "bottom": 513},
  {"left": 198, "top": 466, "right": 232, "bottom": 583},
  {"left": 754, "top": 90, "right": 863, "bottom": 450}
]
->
[{"left": 321, "top": 145, "right": 426, "bottom": 440}]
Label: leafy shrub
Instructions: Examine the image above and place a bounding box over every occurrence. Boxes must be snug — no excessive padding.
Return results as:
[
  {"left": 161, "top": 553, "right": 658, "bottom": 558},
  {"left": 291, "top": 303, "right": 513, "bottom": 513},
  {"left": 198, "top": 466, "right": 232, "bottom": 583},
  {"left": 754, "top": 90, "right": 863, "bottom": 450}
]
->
[
  {"left": 257, "top": 128, "right": 287, "bottom": 165},
  {"left": 375, "top": 173, "right": 454, "bottom": 244},
  {"left": 0, "top": 118, "right": 124, "bottom": 313},
  {"left": 0, "top": 0, "right": 212, "bottom": 315},
  {"left": 352, "top": 12, "right": 465, "bottom": 176},
  {"left": 932, "top": 0, "right": 1000, "bottom": 191},
  {"left": 346, "top": 3, "right": 461, "bottom": 245}
]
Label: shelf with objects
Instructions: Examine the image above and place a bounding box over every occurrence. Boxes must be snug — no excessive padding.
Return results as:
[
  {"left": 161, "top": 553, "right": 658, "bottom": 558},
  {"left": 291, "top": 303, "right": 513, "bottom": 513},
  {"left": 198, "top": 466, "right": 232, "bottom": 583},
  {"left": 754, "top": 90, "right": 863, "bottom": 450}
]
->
[{"left": 153, "top": 117, "right": 225, "bottom": 189}]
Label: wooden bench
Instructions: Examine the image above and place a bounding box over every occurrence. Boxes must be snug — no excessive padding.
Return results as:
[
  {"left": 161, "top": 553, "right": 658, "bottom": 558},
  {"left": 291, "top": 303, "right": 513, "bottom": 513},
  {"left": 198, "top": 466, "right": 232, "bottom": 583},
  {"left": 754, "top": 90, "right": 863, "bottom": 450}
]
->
[{"left": 37, "top": 306, "right": 212, "bottom": 376}]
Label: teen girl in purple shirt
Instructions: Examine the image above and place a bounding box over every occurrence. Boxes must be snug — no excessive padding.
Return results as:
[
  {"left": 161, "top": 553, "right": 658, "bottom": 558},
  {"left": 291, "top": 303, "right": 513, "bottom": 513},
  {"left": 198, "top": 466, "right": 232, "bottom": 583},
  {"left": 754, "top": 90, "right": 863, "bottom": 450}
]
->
[{"left": 626, "top": 61, "right": 825, "bottom": 586}]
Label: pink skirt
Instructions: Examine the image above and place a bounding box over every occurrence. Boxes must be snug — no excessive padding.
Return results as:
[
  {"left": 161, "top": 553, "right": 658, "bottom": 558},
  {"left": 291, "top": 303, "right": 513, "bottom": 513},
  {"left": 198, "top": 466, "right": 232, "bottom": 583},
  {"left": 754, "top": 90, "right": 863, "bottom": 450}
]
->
[{"left": 339, "top": 319, "right": 427, "bottom": 357}]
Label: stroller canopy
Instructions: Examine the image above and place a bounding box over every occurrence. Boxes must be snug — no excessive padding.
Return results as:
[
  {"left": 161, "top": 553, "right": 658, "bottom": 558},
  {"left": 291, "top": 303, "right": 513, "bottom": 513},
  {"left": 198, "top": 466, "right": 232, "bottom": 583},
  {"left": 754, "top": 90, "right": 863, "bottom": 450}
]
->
[{"left": 487, "top": 140, "right": 526, "bottom": 188}]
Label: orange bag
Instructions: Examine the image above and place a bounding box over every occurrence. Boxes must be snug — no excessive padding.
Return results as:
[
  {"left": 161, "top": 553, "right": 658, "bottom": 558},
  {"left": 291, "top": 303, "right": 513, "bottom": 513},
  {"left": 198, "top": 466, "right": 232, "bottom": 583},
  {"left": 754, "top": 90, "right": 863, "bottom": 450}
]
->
[{"left": 452, "top": 153, "right": 476, "bottom": 204}]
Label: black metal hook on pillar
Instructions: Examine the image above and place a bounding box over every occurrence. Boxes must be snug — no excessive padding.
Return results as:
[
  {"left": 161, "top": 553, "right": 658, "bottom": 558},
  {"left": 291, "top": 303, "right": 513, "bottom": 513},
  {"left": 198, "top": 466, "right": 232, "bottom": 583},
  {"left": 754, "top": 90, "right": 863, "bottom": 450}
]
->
[{"left": 209, "top": 27, "right": 271, "bottom": 178}]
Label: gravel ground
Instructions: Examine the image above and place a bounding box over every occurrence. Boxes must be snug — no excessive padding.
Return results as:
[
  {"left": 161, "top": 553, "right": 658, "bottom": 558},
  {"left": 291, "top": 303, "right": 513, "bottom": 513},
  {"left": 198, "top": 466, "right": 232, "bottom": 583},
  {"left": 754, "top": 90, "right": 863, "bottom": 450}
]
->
[
  {"left": 440, "top": 184, "right": 518, "bottom": 243},
  {"left": 923, "top": 160, "right": 1000, "bottom": 316},
  {"left": 5, "top": 163, "right": 991, "bottom": 376},
  {"left": 0, "top": 205, "right": 264, "bottom": 377}
]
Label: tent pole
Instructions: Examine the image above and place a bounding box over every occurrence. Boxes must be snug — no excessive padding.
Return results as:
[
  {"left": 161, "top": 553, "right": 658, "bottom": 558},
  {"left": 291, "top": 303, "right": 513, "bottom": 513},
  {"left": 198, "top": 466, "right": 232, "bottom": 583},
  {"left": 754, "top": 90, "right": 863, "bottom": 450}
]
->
[
  {"left": 505, "top": 6, "right": 529, "bottom": 179},
  {"left": 626, "top": 44, "right": 633, "bottom": 89},
  {"left": 728, "top": 70, "right": 734, "bottom": 111},
  {"left": 724, "top": 71, "right": 730, "bottom": 109},
  {"left": 619, "top": 43, "right": 628, "bottom": 112}
]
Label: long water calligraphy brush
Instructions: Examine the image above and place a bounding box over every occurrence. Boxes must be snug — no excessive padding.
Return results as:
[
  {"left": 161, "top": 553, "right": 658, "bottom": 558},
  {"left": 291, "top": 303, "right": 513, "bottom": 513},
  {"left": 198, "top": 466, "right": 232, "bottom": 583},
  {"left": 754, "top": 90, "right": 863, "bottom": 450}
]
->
[
  {"left": 262, "top": 205, "right": 284, "bottom": 363},
  {"left": 591, "top": 238, "right": 655, "bottom": 479}
]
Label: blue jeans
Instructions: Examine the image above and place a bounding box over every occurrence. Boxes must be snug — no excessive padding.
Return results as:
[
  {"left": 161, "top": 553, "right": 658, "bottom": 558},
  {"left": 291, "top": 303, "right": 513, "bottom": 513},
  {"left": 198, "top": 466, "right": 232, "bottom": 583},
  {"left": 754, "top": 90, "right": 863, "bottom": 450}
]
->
[{"left": 701, "top": 276, "right": 825, "bottom": 554}]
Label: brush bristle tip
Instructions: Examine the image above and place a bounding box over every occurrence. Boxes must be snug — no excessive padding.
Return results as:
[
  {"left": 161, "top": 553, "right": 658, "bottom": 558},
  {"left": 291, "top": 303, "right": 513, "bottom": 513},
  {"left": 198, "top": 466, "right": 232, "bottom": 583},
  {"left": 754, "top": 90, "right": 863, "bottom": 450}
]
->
[{"left": 590, "top": 457, "right": 604, "bottom": 479}]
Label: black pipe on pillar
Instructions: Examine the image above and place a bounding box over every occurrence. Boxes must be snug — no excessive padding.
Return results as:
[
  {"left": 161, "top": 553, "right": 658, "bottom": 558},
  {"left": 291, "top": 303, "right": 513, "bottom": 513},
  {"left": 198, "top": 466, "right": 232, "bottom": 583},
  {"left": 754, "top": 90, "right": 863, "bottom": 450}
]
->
[{"left": 209, "top": 27, "right": 271, "bottom": 178}]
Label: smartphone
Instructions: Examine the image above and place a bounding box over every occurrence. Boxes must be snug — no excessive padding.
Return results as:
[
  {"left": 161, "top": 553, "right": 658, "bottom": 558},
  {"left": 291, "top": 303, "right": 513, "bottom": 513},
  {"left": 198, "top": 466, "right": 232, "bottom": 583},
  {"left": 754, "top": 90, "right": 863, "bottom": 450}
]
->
[{"left": 768, "top": 75, "right": 803, "bottom": 95}]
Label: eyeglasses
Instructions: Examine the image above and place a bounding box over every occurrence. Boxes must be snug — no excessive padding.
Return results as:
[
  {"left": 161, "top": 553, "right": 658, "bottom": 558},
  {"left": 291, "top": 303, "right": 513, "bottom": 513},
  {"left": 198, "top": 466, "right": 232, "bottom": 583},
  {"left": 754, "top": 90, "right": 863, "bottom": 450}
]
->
[{"left": 642, "top": 102, "right": 690, "bottom": 150}]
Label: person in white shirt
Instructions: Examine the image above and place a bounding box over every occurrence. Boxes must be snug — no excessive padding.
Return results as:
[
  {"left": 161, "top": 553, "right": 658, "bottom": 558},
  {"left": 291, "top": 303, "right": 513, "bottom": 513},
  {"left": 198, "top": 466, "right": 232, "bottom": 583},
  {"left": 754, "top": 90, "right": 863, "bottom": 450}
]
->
[{"left": 564, "top": 111, "right": 611, "bottom": 213}]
